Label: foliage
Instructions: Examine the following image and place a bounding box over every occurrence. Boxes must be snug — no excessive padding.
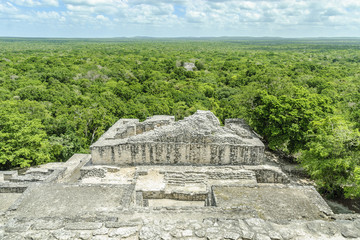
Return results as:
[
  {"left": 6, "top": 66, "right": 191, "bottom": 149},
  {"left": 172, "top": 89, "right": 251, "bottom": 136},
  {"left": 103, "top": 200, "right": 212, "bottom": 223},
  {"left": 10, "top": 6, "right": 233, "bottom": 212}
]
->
[
  {"left": 299, "top": 116, "right": 360, "bottom": 198},
  {"left": 1, "top": 37, "right": 360, "bottom": 198}
]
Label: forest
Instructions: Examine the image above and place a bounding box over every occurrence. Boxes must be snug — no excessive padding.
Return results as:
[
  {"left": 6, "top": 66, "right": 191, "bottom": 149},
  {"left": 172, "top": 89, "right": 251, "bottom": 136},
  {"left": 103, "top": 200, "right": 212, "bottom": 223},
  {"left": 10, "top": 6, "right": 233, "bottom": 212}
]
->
[{"left": 1, "top": 37, "right": 360, "bottom": 199}]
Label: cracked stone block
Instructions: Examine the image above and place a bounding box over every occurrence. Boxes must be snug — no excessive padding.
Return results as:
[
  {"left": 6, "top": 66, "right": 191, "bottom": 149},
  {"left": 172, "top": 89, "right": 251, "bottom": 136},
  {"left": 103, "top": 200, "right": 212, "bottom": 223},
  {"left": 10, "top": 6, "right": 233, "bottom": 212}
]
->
[
  {"left": 195, "top": 229, "right": 206, "bottom": 238},
  {"left": 78, "top": 231, "right": 92, "bottom": 240},
  {"left": 64, "top": 222, "right": 102, "bottom": 230},
  {"left": 242, "top": 231, "right": 255, "bottom": 240},
  {"left": 268, "top": 231, "right": 282, "bottom": 240},
  {"left": 105, "top": 221, "right": 140, "bottom": 228},
  {"left": 92, "top": 235, "right": 113, "bottom": 240},
  {"left": 246, "top": 218, "right": 272, "bottom": 234},
  {"left": 93, "top": 227, "right": 109, "bottom": 235},
  {"left": 306, "top": 221, "right": 339, "bottom": 236},
  {"left": 341, "top": 226, "right": 360, "bottom": 238},
  {"left": 160, "top": 232, "right": 172, "bottom": 240},
  {"left": 255, "top": 233, "right": 271, "bottom": 240},
  {"left": 5, "top": 219, "right": 31, "bottom": 233},
  {"left": 108, "top": 226, "right": 138, "bottom": 238},
  {"left": 170, "top": 228, "right": 182, "bottom": 238},
  {"left": 52, "top": 230, "right": 77, "bottom": 240},
  {"left": 238, "top": 219, "right": 250, "bottom": 232},
  {"left": 139, "top": 226, "right": 158, "bottom": 239},
  {"left": 182, "top": 229, "right": 193, "bottom": 237},
  {"left": 32, "top": 219, "right": 64, "bottom": 230},
  {"left": 224, "top": 231, "right": 241, "bottom": 240},
  {"left": 3, "top": 233, "right": 25, "bottom": 240},
  {"left": 25, "top": 231, "right": 56, "bottom": 240}
]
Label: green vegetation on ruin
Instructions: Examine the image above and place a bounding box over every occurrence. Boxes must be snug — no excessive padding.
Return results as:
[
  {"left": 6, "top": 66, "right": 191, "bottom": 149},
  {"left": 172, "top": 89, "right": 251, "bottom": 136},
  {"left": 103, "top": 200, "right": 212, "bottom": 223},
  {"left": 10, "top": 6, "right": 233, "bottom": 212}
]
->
[{"left": 1, "top": 37, "right": 360, "bottom": 199}]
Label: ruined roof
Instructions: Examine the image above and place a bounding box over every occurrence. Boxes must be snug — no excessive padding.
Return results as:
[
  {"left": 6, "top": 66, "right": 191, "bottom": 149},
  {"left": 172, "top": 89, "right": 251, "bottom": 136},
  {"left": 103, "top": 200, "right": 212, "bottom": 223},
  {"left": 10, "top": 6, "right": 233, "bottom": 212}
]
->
[
  {"left": 91, "top": 110, "right": 263, "bottom": 147},
  {"left": 90, "top": 110, "right": 265, "bottom": 165}
]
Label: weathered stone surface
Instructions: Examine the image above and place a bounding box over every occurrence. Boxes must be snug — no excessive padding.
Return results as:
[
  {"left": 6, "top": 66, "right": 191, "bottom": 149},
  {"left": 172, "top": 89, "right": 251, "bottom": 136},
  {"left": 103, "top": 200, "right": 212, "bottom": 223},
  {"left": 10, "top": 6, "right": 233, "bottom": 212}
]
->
[
  {"left": 64, "top": 222, "right": 102, "bottom": 230},
  {"left": 5, "top": 219, "right": 31, "bottom": 233},
  {"left": 255, "top": 233, "right": 272, "bottom": 240},
  {"left": 139, "top": 226, "right": 158, "bottom": 239},
  {"left": 52, "top": 230, "right": 77, "bottom": 240},
  {"left": 14, "top": 184, "right": 132, "bottom": 217},
  {"left": 242, "top": 230, "right": 255, "bottom": 240},
  {"left": 306, "top": 220, "right": 339, "bottom": 236},
  {"left": 93, "top": 227, "right": 109, "bottom": 235},
  {"left": 1, "top": 110, "right": 360, "bottom": 240},
  {"left": 108, "top": 226, "right": 138, "bottom": 237},
  {"left": 182, "top": 229, "right": 193, "bottom": 237},
  {"left": 91, "top": 111, "right": 264, "bottom": 165},
  {"left": 224, "top": 231, "right": 241, "bottom": 240},
  {"left": 213, "top": 185, "right": 332, "bottom": 221},
  {"left": 341, "top": 226, "right": 360, "bottom": 238},
  {"left": 79, "top": 231, "right": 92, "bottom": 240},
  {"left": 24, "top": 231, "right": 55, "bottom": 240},
  {"left": 105, "top": 221, "right": 140, "bottom": 228},
  {"left": 32, "top": 218, "right": 64, "bottom": 230}
]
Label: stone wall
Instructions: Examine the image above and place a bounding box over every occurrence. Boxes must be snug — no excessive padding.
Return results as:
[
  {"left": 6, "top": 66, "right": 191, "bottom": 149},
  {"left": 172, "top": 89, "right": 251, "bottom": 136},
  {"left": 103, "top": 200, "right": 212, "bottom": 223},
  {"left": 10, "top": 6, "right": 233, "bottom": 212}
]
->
[
  {"left": 91, "top": 143, "right": 265, "bottom": 166},
  {"left": 91, "top": 111, "right": 265, "bottom": 166}
]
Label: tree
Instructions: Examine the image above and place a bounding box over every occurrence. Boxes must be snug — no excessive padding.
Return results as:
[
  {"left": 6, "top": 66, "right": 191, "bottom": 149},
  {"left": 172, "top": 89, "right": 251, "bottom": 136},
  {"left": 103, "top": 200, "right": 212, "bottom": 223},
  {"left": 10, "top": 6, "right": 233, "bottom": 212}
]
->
[
  {"left": 299, "top": 116, "right": 360, "bottom": 198},
  {"left": 251, "top": 87, "right": 332, "bottom": 153},
  {"left": 0, "top": 100, "right": 52, "bottom": 169}
]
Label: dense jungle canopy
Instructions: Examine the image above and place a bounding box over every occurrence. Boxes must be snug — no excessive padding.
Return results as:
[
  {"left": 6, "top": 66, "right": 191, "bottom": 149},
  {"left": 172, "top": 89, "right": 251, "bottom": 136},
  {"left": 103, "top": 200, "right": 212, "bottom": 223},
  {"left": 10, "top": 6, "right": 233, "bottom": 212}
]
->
[{"left": 1, "top": 37, "right": 360, "bottom": 199}]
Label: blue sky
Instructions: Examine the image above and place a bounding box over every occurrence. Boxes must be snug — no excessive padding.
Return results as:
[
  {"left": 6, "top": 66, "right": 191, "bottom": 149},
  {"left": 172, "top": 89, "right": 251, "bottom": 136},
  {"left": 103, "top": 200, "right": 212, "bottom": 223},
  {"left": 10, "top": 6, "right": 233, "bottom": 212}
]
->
[{"left": 1, "top": 0, "right": 360, "bottom": 38}]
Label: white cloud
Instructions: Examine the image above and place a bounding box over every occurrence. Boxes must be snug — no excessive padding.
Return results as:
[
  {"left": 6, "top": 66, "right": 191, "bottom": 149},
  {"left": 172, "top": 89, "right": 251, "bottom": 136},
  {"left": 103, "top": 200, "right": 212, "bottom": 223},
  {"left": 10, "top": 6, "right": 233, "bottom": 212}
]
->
[
  {"left": 1, "top": 0, "right": 360, "bottom": 37},
  {"left": 42, "top": 0, "right": 59, "bottom": 7},
  {"left": 96, "top": 14, "right": 108, "bottom": 21},
  {"left": 0, "top": 2, "right": 18, "bottom": 14},
  {"left": 10, "top": 0, "right": 41, "bottom": 7}
]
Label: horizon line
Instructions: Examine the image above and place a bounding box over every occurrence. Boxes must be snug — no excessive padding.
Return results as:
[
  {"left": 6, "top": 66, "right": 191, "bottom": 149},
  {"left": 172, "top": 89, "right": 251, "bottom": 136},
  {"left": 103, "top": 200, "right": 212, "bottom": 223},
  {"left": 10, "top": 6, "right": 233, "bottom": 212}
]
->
[{"left": 1, "top": 36, "right": 360, "bottom": 40}]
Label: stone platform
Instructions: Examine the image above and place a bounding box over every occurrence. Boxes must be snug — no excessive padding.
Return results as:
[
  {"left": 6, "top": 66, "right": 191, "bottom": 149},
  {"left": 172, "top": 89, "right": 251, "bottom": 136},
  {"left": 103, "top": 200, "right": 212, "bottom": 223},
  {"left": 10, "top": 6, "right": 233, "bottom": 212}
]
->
[{"left": 0, "top": 111, "right": 360, "bottom": 239}]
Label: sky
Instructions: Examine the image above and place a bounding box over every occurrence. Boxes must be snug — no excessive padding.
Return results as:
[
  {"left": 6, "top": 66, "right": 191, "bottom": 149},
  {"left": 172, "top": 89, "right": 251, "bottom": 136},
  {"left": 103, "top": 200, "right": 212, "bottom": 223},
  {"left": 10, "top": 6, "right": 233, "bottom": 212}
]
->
[{"left": 1, "top": 0, "right": 360, "bottom": 38}]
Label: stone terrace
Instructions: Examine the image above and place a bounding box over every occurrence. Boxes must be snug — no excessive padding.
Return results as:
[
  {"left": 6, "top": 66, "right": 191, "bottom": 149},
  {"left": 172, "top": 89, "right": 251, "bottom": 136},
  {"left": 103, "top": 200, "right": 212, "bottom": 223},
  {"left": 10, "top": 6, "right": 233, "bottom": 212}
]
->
[{"left": 0, "top": 111, "right": 360, "bottom": 239}]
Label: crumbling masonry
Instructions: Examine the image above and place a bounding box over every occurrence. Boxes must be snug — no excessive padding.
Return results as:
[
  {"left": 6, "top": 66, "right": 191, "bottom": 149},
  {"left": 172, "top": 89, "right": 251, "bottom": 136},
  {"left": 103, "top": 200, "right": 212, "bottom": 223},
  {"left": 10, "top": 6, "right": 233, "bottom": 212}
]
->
[{"left": 1, "top": 110, "right": 359, "bottom": 239}]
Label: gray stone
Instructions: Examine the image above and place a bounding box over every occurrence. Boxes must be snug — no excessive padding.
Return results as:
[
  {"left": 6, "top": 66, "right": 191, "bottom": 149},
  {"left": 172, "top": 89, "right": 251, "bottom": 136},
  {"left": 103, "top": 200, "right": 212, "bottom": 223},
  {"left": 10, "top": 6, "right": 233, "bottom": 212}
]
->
[
  {"left": 79, "top": 231, "right": 92, "bottom": 240},
  {"left": 242, "top": 231, "right": 255, "bottom": 240},
  {"left": 191, "top": 223, "right": 203, "bottom": 230},
  {"left": 93, "top": 227, "right": 109, "bottom": 235},
  {"left": 139, "top": 226, "right": 158, "bottom": 239},
  {"left": 306, "top": 221, "right": 339, "bottom": 236},
  {"left": 32, "top": 219, "right": 64, "bottom": 230},
  {"left": 341, "top": 227, "right": 360, "bottom": 238},
  {"left": 203, "top": 219, "right": 214, "bottom": 227},
  {"left": 91, "top": 111, "right": 264, "bottom": 165},
  {"left": 3, "top": 234, "right": 25, "bottom": 240},
  {"left": 65, "top": 222, "right": 102, "bottom": 230},
  {"left": 105, "top": 221, "right": 139, "bottom": 228},
  {"left": 108, "top": 227, "right": 138, "bottom": 237},
  {"left": 92, "top": 236, "right": 112, "bottom": 240},
  {"left": 52, "top": 230, "right": 77, "bottom": 240},
  {"left": 268, "top": 231, "right": 282, "bottom": 240},
  {"left": 170, "top": 228, "right": 183, "bottom": 238},
  {"left": 160, "top": 232, "right": 172, "bottom": 240},
  {"left": 5, "top": 219, "right": 31, "bottom": 233},
  {"left": 224, "top": 231, "right": 241, "bottom": 240},
  {"left": 182, "top": 229, "right": 193, "bottom": 237},
  {"left": 255, "top": 233, "right": 271, "bottom": 240},
  {"left": 238, "top": 220, "right": 250, "bottom": 232},
  {"left": 195, "top": 229, "right": 206, "bottom": 238},
  {"left": 24, "top": 231, "right": 55, "bottom": 240},
  {"left": 162, "top": 224, "right": 175, "bottom": 231},
  {"left": 277, "top": 229, "right": 296, "bottom": 240}
]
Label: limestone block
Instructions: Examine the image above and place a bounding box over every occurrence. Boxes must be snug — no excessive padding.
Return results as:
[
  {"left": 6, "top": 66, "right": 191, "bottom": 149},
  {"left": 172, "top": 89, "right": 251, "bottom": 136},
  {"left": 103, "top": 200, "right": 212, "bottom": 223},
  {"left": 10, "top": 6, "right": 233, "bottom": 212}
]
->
[{"left": 91, "top": 111, "right": 265, "bottom": 166}]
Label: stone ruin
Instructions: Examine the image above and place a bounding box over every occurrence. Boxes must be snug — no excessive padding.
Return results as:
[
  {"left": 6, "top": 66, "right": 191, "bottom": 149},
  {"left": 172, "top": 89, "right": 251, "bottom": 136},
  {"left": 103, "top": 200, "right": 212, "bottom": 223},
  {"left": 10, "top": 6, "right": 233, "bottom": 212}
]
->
[{"left": 0, "top": 110, "right": 359, "bottom": 239}]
